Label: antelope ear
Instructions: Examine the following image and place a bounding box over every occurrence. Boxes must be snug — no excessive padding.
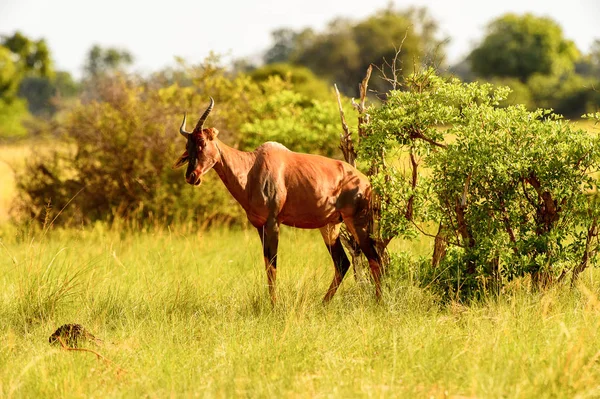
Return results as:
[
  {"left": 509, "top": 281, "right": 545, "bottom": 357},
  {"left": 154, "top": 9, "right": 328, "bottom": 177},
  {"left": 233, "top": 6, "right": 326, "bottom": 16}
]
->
[
  {"left": 172, "top": 151, "right": 189, "bottom": 169},
  {"left": 206, "top": 128, "right": 219, "bottom": 141}
]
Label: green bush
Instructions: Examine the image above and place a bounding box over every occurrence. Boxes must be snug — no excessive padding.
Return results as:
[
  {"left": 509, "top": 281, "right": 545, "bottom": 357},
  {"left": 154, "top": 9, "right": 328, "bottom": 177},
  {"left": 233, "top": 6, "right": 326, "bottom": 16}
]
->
[
  {"left": 0, "top": 97, "right": 28, "bottom": 138},
  {"left": 241, "top": 81, "right": 345, "bottom": 158},
  {"left": 365, "top": 69, "right": 600, "bottom": 297},
  {"left": 249, "top": 63, "right": 332, "bottom": 101}
]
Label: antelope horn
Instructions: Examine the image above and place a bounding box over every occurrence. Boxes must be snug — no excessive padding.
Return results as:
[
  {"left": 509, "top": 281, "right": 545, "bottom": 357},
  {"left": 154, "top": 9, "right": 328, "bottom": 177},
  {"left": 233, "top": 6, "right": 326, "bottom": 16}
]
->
[
  {"left": 179, "top": 113, "right": 191, "bottom": 138},
  {"left": 194, "top": 97, "right": 214, "bottom": 132}
]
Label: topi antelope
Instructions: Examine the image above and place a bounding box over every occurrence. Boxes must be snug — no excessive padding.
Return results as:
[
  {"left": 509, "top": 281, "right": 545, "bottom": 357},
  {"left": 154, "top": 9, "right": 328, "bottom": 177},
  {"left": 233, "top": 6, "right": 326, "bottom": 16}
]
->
[{"left": 173, "top": 98, "right": 382, "bottom": 303}]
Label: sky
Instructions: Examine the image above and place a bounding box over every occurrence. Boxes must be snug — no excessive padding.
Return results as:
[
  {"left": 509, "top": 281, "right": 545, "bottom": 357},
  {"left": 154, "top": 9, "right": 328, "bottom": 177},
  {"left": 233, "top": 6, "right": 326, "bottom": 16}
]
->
[{"left": 0, "top": 0, "right": 598, "bottom": 78}]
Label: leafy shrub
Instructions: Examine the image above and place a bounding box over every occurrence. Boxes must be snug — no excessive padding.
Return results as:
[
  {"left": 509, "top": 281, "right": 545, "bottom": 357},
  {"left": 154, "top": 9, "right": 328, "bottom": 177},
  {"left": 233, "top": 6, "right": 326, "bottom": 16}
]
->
[
  {"left": 249, "top": 63, "right": 332, "bottom": 101},
  {"left": 0, "top": 98, "right": 28, "bottom": 138},
  {"left": 241, "top": 82, "right": 345, "bottom": 157},
  {"left": 365, "top": 69, "right": 600, "bottom": 297},
  {"left": 15, "top": 70, "right": 251, "bottom": 225}
]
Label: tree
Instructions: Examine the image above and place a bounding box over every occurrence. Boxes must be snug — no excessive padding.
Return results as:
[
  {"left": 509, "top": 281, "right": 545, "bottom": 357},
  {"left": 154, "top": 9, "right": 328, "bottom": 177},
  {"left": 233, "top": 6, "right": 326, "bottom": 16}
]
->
[
  {"left": 264, "top": 28, "right": 301, "bottom": 65},
  {"left": 0, "top": 43, "right": 29, "bottom": 137},
  {"left": 1, "top": 31, "right": 54, "bottom": 78},
  {"left": 0, "top": 46, "right": 20, "bottom": 98},
  {"left": 84, "top": 45, "right": 134, "bottom": 77},
  {"left": 576, "top": 39, "right": 600, "bottom": 78},
  {"left": 469, "top": 13, "right": 580, "bottom": 82},
  {"left": 263, "top": 6, "right": 447, "bottom": 96}
]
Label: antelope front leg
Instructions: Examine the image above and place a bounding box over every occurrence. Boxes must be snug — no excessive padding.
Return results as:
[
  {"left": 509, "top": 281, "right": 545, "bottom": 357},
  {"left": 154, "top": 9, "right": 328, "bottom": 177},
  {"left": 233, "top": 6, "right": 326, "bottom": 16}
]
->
[
  {"left": 320, "top": 223, "right": 351, "bottom": 303},
  {"left": 258, "top": 219, "right": 280, "bottom": 304}
]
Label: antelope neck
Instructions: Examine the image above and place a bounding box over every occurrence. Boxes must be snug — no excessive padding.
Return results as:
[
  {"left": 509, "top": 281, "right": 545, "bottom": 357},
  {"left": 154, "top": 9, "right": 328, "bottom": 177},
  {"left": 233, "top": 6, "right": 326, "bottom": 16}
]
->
[{"left": 211, "top": 140, "right": 257, "bottom": 206}]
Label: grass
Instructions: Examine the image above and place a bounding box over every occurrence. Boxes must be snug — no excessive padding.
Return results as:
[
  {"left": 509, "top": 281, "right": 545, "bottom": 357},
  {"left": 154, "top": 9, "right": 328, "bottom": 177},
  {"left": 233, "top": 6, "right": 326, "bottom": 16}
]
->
[
  {"left": 2, "top": 224, "right": 600, "bottom": 398},
  {"left": 1, "top": 119, "right": 600, "bottom": 398}
]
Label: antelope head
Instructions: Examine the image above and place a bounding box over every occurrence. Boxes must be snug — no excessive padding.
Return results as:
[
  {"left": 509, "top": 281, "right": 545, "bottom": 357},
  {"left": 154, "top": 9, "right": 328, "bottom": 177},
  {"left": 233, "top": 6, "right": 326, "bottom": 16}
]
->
[{"left": 172, "top": 97, "right": 220, "bottom": 185}]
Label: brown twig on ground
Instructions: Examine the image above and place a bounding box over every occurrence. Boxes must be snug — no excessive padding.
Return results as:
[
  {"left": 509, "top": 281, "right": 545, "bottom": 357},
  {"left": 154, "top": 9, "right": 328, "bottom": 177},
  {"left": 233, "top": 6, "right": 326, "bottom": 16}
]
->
[{"left": 57, "top": 336, "right": 127, "bottom": 376}]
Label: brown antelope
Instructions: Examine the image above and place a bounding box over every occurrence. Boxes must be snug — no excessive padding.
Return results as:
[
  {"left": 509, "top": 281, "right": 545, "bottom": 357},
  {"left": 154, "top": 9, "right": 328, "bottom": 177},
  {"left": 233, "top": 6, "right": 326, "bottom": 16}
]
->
[{"left": 172, "top": 98, "right": 382, "bottom": 303}]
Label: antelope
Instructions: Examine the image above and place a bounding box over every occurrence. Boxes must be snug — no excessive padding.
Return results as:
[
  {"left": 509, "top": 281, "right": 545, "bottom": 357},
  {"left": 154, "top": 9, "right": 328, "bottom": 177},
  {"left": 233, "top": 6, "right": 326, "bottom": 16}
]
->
[{"left": 172, "top": 98, "right": 382, "bottom": 303}]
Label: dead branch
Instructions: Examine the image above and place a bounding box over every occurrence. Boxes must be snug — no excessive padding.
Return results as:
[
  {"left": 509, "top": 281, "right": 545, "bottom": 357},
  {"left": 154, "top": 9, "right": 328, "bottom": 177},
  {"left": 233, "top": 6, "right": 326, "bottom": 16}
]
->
[
  {"left": 335, "top": 84, "right": 356, "bottom": 167},
  {"left": 376, "top": 31, "right": 409, "bottom": 91}
]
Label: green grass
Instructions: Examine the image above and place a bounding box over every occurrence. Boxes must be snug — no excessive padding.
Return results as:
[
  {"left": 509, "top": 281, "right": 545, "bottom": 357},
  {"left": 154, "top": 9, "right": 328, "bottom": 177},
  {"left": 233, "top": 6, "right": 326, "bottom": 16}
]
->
[{"left": 2, "top": 225, "right": 600, "bottom": 398}]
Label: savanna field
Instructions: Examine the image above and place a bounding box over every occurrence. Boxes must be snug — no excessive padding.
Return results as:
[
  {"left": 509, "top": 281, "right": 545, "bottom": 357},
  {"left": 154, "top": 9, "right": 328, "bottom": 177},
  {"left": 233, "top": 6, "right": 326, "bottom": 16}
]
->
[
  {"left": 2, "top": 4, "right": 600, "bottom": 397},
  {"left": 2, "top": 130, "right": 600, "bottom": 399}
]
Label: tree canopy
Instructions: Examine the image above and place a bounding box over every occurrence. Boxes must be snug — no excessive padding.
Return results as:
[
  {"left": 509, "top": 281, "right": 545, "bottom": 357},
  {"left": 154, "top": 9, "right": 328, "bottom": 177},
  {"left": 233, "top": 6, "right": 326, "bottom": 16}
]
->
[
  {"left": 1, "top": 31, "right": 54, "bottom": 79},
  {"left": 263, "top": 6, "right": 447, "bottom": 96},
  {"left": 469, "top": 13, "right": 580, "bottom": 82},
  {"left": 84, "top": 45, "right": 134, "bottom": 77}
]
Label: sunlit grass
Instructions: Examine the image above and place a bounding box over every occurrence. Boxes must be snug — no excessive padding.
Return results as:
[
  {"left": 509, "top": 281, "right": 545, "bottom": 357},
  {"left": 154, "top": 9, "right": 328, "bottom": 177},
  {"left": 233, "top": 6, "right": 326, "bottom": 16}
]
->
[
  {"left": 1, "top": 120, "right": 600, "bottom": 397},
  {"left": 1, "top": 225, "right": 600, "bottom": 398}
]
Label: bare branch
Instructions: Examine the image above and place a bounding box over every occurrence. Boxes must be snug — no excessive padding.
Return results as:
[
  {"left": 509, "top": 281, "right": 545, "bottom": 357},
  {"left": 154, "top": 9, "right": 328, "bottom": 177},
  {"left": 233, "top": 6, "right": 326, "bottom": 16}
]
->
[
  {"left": 376, "top": 29, "right": 409, "bottom": 90},
  {"left": 408, "top": 129, "right": 447, "bottom": 148},
  {"left": 335, "top": 84, "right": 356, "bottom": 167}
]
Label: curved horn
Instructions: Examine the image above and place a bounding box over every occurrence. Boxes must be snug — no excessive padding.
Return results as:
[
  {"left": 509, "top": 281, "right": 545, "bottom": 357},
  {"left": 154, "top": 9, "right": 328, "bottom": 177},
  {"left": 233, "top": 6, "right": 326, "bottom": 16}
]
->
[
  {"left": 179, "top": 113, "right": 191, "bottom": 138},
  {"left": 194, "top": 97, "right": 214, "bottom": 132}
]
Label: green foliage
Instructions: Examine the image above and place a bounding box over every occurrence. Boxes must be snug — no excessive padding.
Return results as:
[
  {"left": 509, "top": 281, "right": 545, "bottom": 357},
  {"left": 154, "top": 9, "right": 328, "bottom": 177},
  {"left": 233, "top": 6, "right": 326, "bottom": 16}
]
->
[
  {"left": 54, "top": 71, "right": 80, "bottom": 98},
  {"left": 1, "top": 31, "right": 54, "bottom": 79},
  {"left": 264, "top": 28, "right": 300, "bottom": 64},
  {"left": 527, "top": 73, "right": 599, "bottom": 117},
  {"left": 366, "top": 69, "right": 600, "bottom": 296},
  {"left": 241, "top": 79, "right": 343, "bottom": 157},
  {"left": 469, "top": 13, "right": 580, "bottom": 82},
  {"left": 488, "top": 77, "right": 534, "bottom": 109},
  {"left": 0, "top": 46, "right": 20, "bottom": 99},
  {"left": 575, "top": 39, "right": 600, "bottom": 78},
  {"left": 84, "top": 44, "right": 134, "bottom": 77},
  {"left": 0, "top": 98, "right": 28, "bottom": 138},
  {"left": 17, "top": 76, "right": 57, "bottom": 116},
  {"left": 249, "top": 63, "right": 332, "bottom": 100},
  {"left": 264, "top": 6, "right": 446, "bottom": 96}
]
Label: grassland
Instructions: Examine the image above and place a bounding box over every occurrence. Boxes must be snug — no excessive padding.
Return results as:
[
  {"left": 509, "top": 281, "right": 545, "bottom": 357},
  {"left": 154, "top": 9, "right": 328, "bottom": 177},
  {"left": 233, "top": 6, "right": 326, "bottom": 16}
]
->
[
  {"left": 2, "top": 123, "right": 600, "bottom": 398},
  {"left": 1, "top": 224, "right": 600, "bottom": 398}
]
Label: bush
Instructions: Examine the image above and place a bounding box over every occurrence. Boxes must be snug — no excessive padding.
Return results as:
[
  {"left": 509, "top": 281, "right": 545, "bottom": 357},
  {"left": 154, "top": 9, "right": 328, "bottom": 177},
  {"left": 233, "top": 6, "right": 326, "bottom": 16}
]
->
[
  {"left": 365, "top": 69, "right": 600, "bottom": 297},
  {"left": 0, "top": 98, "right": 28, "bottom": 139},
  {"left": 15, "top": 71, "right": 251, "bottom": 226},
  {"left": 249, "top": 63, "right": 332, "bottom": 101},
  {"left": 241, "top": 81, "right": 345, "bottom": 158}
]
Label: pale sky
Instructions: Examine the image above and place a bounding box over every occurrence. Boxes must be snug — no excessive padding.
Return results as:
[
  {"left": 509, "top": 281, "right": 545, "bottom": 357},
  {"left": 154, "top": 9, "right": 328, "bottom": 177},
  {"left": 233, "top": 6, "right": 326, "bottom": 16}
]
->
[{"left": 0, "top": 0, "right": 598, "bottom": 78}]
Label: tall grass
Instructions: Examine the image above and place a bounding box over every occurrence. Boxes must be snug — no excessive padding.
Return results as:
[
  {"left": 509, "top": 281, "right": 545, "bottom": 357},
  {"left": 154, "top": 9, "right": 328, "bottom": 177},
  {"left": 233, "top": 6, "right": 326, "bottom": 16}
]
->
[{"left": 1, "top": 224, "right": 600, "bottom": 398}]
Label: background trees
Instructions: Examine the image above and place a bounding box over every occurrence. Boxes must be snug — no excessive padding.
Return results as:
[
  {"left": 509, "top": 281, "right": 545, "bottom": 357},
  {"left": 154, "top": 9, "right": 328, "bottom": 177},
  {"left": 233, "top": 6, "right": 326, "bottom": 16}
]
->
[
  {"left": 465, "top": 13, "right": 598, "bottom": 117},
  {"left": 262, "top": 6, "right": 447, "bottom": 97},
  {"left": 469, "top": 14, "right": 579, "bottom": 82}
]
